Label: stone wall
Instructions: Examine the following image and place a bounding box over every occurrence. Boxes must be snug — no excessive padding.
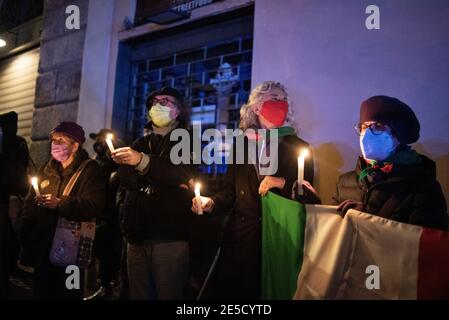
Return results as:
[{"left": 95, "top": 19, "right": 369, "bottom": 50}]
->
[{"left": 30, "top": 0, "right": 89, "bottom": 168}]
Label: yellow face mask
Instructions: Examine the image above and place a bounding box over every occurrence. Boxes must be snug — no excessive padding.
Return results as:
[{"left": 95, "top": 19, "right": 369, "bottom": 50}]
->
[{"left": 149, "top": 103, "right": 173, "bottom": 127}]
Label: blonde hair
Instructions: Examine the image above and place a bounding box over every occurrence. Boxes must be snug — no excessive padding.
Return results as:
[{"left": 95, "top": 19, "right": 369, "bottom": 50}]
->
[{"left": 239, "top": 81, "right": 297, "bottom": 131}]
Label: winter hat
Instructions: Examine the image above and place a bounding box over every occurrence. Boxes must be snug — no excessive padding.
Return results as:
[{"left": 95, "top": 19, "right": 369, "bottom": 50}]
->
[
  {"left": 360, "top": 95, "right": 420, "bottom": 144},
  {"left": 145, "top": 87, "right": 186, "bottom": 110},
  {"left": 0, "top": 111, "right": 18, "bottom": 134},
  {"left": 50, "top": 121, "right": 86, "bottom": 144},
  {"left": 89, "top": 128, "right": 113, "bottom": 140}
]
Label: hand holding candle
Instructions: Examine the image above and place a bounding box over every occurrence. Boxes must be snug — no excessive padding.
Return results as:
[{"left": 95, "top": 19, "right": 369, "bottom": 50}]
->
[
  {"left": 297, "top": 148, "right": 309, "bottom": 196},
  {"left": 105, "top": 133, "right": 115, "bottom": 153},
  {"left": 194, "top": 182, "right": 203, "bottom": 215},
  {"left": 31, "top": 177, "right": 41, "bottom": 197}
]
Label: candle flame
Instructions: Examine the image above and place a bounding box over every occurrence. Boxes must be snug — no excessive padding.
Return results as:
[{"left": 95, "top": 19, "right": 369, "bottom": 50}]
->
[
  {"left": 31, "top": 177, "right": 38, "bottom": 185},
  {"left": 106, "top": 133, "right": 114, "bottom": 140},
  {"left": 195, "top": 183, "right": 201, "bottom": 191},
  {"left": 300, "top": 148, "right": 309, "bottom": 158}
]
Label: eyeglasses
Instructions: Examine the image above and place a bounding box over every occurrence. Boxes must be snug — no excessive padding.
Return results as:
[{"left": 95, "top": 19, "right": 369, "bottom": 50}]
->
[
  {"left": 354, "top": 122, "right": 392, "bottom": 136},
  {"left": 151, "top": 97, "right": 177, "bottom": 107}
]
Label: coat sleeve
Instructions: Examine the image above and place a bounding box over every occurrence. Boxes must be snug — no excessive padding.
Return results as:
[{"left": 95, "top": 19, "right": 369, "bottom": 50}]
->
[
  {"left": 211, "top": 163, "right": 236, "bottom": 214},
  {"left": 142, "top": 155, "right": 195, "bottom": 187},
  {"left": 409, "top": 180, "right": 448, "bottom": 231},
  {"left": 57, "top": 161, "right": 106, "bottom": 222},
  {"left": 118, "top": 136, "right": 196, "bottom": 189},
  {"left": 17, "top": 165, "right": 45, "bottom": 244}
]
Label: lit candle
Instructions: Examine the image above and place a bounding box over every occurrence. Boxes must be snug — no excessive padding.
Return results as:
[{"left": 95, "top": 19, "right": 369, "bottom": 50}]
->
[
  {"left": 297, "top": 148, "right": 309, "bottom": 196},
  {"left": 105, "top": 133, "right": 115, "bottom": 153},
  {"left": 194, "top": 182, "right": 203, "bottom": 215},
  {"left": 31, "top": 177, "right": 41, "bottom": 197}
]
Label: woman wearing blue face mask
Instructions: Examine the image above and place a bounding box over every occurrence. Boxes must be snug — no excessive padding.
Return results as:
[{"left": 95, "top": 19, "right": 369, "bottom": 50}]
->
[{"left": 333, "top": 95, "right": 448, "bottom": 230}]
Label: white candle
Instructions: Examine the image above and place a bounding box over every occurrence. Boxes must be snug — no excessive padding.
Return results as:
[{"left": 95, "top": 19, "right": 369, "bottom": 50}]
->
[
  {"left": 105, "top": 133, "right": 115, "bottom": 153},
  {"left": 297, "top": 149, "right": 309, "bottom": 196},
  {"left": 31, "top": 177, "right": 41, "bottom": 197},
  {"left": 194, "top": 182, "right": 203, "bottom": 215}
]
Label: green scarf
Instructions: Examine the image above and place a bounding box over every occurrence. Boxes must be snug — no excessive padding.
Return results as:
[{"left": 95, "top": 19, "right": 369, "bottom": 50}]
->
[
  {"left": 245, "top": 126, "right": 296, "bottom": 141},
  {"left": 358, "top": 146, "right": 422, "bottom": 181}
]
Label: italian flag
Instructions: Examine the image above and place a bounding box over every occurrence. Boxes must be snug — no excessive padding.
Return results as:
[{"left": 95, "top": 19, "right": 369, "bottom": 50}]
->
[{"left": 261, "top": 191, "right": 449, "bottom": 300}]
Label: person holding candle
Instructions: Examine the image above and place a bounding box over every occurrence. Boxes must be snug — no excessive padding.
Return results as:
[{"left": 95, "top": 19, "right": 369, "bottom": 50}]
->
[
  {"left": 84, "top": 129, "right": 126, "bottom": 300},
  {"left": 111, "top": 87, "right": 197, "bottom": 300},
  {"left": 191, "top": 81, "right": 315, "bottom": 299},
  {"left": 18, "top": 121, "right": 105, "bottom": 299}
]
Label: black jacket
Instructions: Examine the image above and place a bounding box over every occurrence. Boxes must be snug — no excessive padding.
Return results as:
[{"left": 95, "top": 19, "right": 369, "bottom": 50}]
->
[
  {"left": 19, "top": 149, "right": 106, "bottom": 266},
  {"left": 118, "top": 129, "right": 197, "bottom": 243},
  {"left": 0, "top": 136, "right": 29, "bottom": 204},
  {"left": 211, "top": 134, "right": 314, "bottom": 299},
  {"left": 335, "top": 155, "right": 448, "bottom": 230}
]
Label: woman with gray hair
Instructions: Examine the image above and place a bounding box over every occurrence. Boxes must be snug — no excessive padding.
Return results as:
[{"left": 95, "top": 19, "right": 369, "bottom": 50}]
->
[{"left": 192, "top": 81, "right": 315, "bottom": 299}]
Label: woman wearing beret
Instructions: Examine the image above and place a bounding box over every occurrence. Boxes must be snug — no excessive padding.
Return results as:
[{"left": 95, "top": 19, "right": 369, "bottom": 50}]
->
[{"left": 334, "top": 95, "right": 448, "bottom": 230}]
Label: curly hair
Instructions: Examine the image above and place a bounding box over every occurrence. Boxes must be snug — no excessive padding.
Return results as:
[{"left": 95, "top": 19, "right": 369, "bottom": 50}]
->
[{"left": 239, "top": 81, "right": 297, "bottom": 131}]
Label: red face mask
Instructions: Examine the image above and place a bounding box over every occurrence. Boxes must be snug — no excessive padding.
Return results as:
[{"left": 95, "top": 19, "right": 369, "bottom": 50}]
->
[{"left": 259, "top": 100, "right": 289, "bottom": 127}]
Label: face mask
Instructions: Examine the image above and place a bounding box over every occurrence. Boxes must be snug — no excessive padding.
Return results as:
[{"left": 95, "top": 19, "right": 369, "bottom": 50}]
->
[
  {"left": 149, "top": 103, "right": 174, "bottom": 127},
  {"left": 51, "top": 143, "right": 72, "bottom": 162},
  {"left": 360, "top": 129, "right": 397, "bottom": 162},
  {"left": 259, "top": 100, "right": 289, "bottom": 127}
]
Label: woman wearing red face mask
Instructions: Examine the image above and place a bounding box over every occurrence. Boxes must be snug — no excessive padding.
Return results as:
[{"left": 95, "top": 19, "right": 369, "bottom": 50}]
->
[
  {"left": 191, "top": 81, "right": 315, "bottom": 299},
  {"left": 19, "top": 122, "right": 105, "bottom": 300}
]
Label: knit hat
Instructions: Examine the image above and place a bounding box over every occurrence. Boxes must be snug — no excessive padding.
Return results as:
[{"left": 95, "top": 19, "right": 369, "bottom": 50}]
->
[
  {"left": 50, "top": 122, "right": 86, "bottom": 144},
  {"left": 360, "top": 95, "right": 420, "bottom": 144}
]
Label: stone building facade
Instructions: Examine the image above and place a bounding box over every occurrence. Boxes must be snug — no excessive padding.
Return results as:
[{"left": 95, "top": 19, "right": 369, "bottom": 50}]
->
[{"left": 30, "top": 0, "right": 88, "bottom": 168}]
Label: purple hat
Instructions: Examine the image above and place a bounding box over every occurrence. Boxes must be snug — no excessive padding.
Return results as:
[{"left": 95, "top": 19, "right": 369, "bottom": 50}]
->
[
  {"left": 360, "top": 96, "right": 420, "bottom": 144},
  {"left": 50, "top": 122, "right": 86, "bottom": 144}
]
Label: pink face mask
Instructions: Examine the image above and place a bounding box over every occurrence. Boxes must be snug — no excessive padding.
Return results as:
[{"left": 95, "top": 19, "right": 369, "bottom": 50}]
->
[{"left": 51, "top": 143, "right": 71, "bottom": 162}]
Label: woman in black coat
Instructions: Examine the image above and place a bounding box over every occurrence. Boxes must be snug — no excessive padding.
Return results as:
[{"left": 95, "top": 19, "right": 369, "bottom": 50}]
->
[
  {"left": 19, "top": 122, "right": 105, "bottom": 300},
  {"left": 335, "top": 96, "right": 448, "bottom": 230},
  {"left": 191, "top": 81, "right": 315, "bottom": 299}
]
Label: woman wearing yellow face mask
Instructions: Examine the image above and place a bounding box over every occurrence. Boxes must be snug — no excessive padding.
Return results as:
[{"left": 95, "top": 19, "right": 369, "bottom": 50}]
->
[{"left": 111, "top": 87, "right": 197, "bottom": 300}]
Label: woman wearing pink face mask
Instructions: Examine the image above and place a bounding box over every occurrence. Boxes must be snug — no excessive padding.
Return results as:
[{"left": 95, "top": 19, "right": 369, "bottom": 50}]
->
[
  {"left": 19, "top": 122, "right": 105, "bottom": 300},
  {"left": 191, "top": 81, "right": 315, "bottom": 299}
]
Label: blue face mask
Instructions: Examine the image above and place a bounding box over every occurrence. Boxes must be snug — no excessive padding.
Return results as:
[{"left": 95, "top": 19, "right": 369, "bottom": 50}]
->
[{"left": 360, "top": 128, "right": 398, "bottom": 162}]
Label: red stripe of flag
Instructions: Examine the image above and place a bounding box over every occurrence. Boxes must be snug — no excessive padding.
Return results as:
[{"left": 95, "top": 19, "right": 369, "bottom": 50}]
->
[{"left": 418, "top": 227, "right": 449, "bottom": 299}]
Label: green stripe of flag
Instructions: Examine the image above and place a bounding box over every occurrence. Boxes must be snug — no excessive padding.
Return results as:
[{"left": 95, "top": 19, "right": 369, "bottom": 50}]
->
[{"left": 261, "top": 191, "right": 307, "bottom": 299}]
